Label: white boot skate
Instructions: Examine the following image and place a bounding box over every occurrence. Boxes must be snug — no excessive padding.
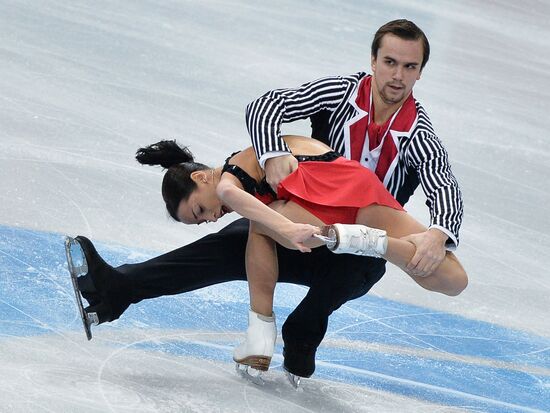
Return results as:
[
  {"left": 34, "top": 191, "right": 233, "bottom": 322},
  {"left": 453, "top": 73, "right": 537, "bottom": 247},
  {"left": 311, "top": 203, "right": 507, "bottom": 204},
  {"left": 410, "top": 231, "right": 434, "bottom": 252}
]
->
[
  {"left": 318, "top": 224, "right": 388, "bottom": 258},
  {"left": 233, "top": 310, "right": 276, "bottom": 383}
]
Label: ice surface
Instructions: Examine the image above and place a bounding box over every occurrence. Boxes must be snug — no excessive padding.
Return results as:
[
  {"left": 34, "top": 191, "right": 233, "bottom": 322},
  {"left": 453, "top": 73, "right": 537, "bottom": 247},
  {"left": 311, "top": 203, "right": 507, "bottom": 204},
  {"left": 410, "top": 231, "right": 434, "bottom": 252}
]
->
[{"left": 1, "top": 1, "right": 549, "bottom": 412}]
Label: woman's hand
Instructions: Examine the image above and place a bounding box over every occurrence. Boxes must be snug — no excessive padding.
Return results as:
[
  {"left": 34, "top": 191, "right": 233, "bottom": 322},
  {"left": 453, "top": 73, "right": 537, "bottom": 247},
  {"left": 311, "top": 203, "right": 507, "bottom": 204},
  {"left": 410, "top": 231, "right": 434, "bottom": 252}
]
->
[{"left": 281, "top": 222, "right": 321, "bottom": 252}]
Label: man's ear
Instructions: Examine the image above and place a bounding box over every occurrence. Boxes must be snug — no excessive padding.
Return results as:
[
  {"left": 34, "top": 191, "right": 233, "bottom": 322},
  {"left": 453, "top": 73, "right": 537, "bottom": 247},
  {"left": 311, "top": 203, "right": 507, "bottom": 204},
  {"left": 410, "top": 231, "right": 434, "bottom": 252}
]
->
[{"left": 371, "top": 54, "right": 377, "bottom": 73}]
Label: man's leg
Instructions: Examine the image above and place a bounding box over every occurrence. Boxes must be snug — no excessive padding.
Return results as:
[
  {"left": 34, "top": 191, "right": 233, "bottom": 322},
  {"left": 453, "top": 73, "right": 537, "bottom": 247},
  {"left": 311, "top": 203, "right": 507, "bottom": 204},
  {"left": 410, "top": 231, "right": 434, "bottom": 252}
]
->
[
  {"left": 76, "top": 218, "right": 320, "bottom": 323},
  {"left": 118, "top": 219, "right": 251, "bottom": 302},
  {"left": 76, "top": 219, "right": 251, "bottom": 322},
  {"left": 75, "top": 218, "right": 385, "bottom": 379},
  {"left": 280, "top": 256, "right": 386, "bottom": 377}
]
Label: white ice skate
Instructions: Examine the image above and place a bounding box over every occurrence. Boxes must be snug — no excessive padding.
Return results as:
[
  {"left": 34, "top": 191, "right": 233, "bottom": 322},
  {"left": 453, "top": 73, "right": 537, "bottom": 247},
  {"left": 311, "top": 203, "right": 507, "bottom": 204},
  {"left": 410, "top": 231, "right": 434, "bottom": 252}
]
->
[
  {"left": 315, "top": 224, "right": 388, "bottom": 258},
  {"left": 233, "top": 310, "right": 276, "bottom": 385}
]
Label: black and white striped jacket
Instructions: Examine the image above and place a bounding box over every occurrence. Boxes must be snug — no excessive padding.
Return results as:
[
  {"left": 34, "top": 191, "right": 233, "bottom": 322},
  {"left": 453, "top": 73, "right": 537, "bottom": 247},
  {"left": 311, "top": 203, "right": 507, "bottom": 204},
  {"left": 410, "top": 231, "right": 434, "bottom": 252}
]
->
[{"left": 245, "top": 72, "right": 463, "bottom": 248}]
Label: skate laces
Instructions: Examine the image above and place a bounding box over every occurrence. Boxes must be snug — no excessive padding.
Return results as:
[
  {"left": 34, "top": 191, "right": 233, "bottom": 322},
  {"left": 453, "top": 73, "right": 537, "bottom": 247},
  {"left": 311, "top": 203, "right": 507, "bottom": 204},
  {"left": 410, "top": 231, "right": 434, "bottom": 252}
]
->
[
  {"left": 341, "top": 225, "right": 386, "bottom": 257},
  {"left": 350, "top": 227, "right": 377, "bottom": 253}
]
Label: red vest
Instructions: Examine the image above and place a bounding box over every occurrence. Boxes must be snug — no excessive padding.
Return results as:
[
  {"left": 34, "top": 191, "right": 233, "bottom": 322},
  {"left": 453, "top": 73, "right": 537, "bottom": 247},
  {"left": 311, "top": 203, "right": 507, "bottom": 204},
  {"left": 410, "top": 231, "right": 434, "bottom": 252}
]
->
[{"left": 348, "top": 76, "right": 417, "bottom": 184}]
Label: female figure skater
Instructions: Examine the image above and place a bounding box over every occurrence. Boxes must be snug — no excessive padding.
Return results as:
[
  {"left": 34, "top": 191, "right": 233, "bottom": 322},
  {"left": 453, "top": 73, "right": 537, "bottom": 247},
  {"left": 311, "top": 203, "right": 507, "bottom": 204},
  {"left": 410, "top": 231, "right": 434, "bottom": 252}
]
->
[{"left": 136, "top": 135, "right": 467, "bottom": 372}]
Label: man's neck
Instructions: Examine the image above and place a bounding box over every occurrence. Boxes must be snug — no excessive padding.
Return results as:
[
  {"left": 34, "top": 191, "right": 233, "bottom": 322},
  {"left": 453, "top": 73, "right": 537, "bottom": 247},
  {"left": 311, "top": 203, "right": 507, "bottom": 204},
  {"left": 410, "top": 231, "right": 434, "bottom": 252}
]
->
[{"left": 371, "top": 84, "right": 408, "bottom": 125}]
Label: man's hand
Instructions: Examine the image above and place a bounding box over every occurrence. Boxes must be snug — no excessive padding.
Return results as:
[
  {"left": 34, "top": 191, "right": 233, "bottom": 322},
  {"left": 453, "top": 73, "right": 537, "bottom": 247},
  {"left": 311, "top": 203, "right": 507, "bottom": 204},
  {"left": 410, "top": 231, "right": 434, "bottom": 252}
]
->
[
  {"left": 264, "top": 154, "right": 298, "bottom": 191},
  {"left": 401, "top": 228, "right": 448, "bottom": 277}
]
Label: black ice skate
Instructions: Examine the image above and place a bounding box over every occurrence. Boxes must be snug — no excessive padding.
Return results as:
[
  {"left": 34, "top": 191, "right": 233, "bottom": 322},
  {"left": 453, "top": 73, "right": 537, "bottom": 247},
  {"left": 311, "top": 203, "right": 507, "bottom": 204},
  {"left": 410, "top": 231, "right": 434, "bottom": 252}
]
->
[
  {"left": 65, "top": 236, "right": 99, "bottom": 340},
  {"left": 284, "top": 370, "right": 301, "bottom": 389},
  {"left": 282, "top": 343, "right": 316, "bottom": 389}
]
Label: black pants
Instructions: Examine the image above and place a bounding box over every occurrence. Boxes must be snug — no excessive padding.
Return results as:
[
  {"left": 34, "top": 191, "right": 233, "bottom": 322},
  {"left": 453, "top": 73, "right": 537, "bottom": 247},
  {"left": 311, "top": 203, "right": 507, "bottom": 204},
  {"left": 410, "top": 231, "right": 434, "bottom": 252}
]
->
[{"left": 115, "top": 218, "right": 386, "bottom": 351}]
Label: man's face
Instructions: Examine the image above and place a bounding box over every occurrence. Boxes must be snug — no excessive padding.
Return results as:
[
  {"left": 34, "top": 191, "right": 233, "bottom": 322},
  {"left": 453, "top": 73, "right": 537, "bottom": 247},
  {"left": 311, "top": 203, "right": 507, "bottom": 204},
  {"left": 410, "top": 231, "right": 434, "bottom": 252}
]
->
[{"left": 371, "top": 34, "right": 423, "bottom": 106}]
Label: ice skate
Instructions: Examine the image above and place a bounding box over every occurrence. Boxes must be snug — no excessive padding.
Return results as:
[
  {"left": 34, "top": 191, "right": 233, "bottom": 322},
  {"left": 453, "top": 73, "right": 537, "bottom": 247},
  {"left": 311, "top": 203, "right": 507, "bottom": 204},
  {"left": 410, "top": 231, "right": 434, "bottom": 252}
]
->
[
  {"left": 64, "top": 236, "right": 100, "bottom": 340},
  {"left": 71, "top": 235, "right": 130, "bottom": 325},
  {"left": 284, "top": 369, "right": 302, "bottom": 389},
  {"left": 233, "top": 310, "right": 276, "bottom": 384},
  {"left": 282, "top": 342, "right": 316, "bottom": 389},
  {"left": 316, "top": 224, "right": 387, "bottom": 258},
  {"left": 234, "top": 363, "right": 266, "bottom": 386}
]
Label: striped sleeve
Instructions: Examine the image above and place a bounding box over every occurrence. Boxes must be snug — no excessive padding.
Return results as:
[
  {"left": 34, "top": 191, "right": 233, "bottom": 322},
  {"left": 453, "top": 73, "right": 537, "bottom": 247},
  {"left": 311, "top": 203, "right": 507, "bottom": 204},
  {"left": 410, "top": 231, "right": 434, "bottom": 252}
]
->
[
  {"left": 406, "top": 130, "right": 464, "bottom": 248},
  {"left": 245, "top": 75, "right": 351, "bottom": 165}
]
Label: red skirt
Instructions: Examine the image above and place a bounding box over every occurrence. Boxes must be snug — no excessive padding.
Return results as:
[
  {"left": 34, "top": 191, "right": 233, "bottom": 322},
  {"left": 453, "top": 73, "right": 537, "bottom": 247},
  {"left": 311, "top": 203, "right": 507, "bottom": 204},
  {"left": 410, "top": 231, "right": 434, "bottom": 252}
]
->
[{"left": 276, "top": 157, "right": 403, "bottom": 224}]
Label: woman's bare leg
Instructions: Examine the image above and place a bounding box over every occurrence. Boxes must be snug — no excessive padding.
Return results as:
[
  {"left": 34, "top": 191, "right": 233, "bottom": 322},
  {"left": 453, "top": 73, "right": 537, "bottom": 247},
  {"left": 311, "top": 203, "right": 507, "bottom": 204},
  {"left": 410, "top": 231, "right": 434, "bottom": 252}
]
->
[
  {"left": 356, "top": 205, "right": 468, "bottom": 296},
  {"left": 246, "top": 224, "right": 278, "bottom": 316},
  {"left": 248, "top": 199, "right": 467, "bottom": 318},
  {"left": 245, "top": 201, "right": 326, "bottom": 317},
  {"left": 254, "top": 200, "right": 326, "bottom": 250}
]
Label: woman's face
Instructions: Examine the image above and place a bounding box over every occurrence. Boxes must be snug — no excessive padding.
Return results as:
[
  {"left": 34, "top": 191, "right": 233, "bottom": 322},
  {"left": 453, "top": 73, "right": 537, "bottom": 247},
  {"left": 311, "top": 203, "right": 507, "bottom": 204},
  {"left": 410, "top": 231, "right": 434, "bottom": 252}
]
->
[{"left": 176, "top": 170, "right": 228, "bottom": 225}]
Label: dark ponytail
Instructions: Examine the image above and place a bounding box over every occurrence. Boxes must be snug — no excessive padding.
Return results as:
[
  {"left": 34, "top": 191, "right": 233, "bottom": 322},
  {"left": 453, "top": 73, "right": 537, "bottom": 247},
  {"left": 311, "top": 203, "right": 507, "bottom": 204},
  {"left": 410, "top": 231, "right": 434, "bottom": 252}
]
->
[
  {"left": 136, "top": 140, "right": 194, "bottom": 168},
  {"left": 136, "top": 140, "right": 209, "bottom": 221}
]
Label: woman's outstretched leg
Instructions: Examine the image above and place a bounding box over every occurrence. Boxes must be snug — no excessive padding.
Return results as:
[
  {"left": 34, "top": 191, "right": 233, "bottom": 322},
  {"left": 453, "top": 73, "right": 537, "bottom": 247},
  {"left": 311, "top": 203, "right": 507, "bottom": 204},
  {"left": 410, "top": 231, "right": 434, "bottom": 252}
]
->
[
  {"left": 355, "top": 205, "right": 468, "bottom": 295},
  {"left": 253, "top": 200, "right": 467, "bottom": 296}
]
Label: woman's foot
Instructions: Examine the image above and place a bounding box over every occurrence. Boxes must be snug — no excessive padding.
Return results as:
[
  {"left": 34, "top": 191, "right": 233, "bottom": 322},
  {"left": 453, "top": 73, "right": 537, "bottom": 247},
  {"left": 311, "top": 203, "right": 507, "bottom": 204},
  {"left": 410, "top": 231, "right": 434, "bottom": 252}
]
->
[
  {"left": 322, "top": 224, "right": 387, "bottom": 257},
  {"left": 233, "top": 310, "right": 277, "bottom": 372}
]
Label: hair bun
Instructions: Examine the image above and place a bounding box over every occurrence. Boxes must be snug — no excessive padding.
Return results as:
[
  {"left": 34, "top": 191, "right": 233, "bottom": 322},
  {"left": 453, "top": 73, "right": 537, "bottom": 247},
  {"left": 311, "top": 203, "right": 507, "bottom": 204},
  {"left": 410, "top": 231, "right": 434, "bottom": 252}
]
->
[{"left": 136, "top": 140, "right": 194, "bottom": 169}]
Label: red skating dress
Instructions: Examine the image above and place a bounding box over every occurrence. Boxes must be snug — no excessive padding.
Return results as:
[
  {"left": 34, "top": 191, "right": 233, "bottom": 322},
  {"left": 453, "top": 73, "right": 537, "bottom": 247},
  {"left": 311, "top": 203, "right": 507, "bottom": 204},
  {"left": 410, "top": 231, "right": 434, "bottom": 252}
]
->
[{"left": 222, "top": 151, "right": 404, "bottom": 225}]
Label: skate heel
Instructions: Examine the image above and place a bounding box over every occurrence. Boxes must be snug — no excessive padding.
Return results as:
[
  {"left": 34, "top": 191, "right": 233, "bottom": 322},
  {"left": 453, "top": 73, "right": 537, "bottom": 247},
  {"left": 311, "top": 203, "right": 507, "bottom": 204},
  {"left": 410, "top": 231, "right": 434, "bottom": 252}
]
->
[
  {"left": 86, "top": 311, "right": 100, "bottom": 326},
  {"left": 234, "top": 355, "right": 271, "bottom": 372},
  {"left": 233, "top": 310, "right": 276, "bottom": 383}
]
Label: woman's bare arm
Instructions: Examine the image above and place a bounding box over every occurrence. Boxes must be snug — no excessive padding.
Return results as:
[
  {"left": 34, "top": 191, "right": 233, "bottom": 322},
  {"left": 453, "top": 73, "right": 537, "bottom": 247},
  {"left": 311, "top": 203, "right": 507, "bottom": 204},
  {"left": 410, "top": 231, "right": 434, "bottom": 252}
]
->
[{"left": 215, "top": 174, "right": 319, "bottom": 252}]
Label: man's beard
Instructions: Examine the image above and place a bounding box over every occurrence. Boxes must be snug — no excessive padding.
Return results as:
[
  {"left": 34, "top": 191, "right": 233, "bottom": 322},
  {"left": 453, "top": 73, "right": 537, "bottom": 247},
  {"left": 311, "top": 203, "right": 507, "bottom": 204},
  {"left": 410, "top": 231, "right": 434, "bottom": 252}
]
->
[{"left": 379, "top": 84, "right": 406, "bottom": 105}]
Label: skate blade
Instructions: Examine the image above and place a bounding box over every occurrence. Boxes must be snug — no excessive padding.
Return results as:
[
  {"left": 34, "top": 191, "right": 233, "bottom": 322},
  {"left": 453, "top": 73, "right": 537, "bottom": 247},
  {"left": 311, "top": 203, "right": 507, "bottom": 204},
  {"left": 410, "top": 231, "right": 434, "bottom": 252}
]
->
[
  {"left": 313, "top": 234, "right": 333, "bottom": 243},
  {"left": 284, "top": 370, "right": 301, "bottom": 389},
  {"left": 314, "top": 226, "right": 337, "bottom": 249},
  {"left": 65, "top": 236, "right": 96, "bottom": 341},
  {"left": 235, "top": 363, "right": 265, "bottom": 386}
]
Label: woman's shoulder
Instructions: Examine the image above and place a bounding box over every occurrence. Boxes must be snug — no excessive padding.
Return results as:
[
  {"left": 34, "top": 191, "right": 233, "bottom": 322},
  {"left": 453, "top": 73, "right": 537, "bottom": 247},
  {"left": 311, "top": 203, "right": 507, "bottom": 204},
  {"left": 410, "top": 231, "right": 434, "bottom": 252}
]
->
[
  {"left": 224, "top": 147, "right": 255, "bottom": 164},
  {"left": 224, "top": 147, "right": 262, "bottom": 180}
]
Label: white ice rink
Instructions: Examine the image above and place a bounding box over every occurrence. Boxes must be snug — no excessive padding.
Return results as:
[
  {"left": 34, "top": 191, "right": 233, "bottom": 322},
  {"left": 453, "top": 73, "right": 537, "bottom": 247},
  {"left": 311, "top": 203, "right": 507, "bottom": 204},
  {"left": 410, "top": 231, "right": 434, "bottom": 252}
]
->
[{"left": 1, "top": 1, "right": 549, "bottom": 412}]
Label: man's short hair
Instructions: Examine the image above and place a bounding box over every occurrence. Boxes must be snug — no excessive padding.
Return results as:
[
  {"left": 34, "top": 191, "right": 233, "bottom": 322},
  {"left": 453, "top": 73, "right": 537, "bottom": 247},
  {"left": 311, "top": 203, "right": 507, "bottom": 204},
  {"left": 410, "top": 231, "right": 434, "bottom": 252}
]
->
[{"left": 371, "top": 19, "right": 430, "bottom": 70}]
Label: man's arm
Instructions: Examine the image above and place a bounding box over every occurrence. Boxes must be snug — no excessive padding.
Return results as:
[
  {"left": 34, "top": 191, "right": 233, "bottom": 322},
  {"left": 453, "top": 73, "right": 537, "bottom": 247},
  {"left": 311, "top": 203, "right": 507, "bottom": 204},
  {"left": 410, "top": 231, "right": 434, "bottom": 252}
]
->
[
  {"left": 404, "top": 130, "right": 464, "bottom": 276},
  {"left": 245, "top": 75, "right": 357, "bottom": 187}
]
